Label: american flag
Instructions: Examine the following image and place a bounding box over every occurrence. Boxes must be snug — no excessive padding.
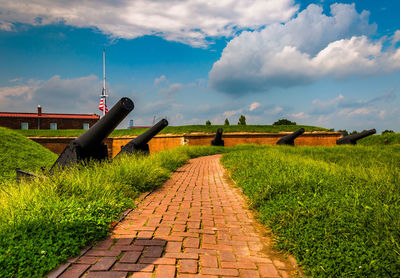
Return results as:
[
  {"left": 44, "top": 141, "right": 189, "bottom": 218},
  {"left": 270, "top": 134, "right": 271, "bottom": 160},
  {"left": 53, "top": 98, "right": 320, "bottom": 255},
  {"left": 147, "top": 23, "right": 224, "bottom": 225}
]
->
[{"left": 98, "top": 98, "right": 108, "bottom": 113}]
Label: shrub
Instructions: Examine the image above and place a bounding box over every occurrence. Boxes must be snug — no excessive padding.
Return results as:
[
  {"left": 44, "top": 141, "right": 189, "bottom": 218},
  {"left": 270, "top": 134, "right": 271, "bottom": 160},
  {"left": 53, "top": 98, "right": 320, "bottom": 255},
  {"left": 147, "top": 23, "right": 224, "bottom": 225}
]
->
[
  {"left": 382, "top": 130, "right": 394, "bottom": 134},
  {"left": 273, "top": 119, "right": 296, "bottom": 125},
  {"left": 338, "top": 129, "right": 349, "bottom": 136},
  {"left": 237, "top": 115, "right": 246, "bottom": 125}
]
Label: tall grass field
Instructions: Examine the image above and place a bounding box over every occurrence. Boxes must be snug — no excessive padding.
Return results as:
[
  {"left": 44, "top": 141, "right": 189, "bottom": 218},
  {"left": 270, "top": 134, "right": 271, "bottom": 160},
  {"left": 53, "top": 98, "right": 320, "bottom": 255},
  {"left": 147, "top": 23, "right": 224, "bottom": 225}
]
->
[
  {"left": 221, "top": 145, "right": 400, "bottom": 277},
  {"left": 0, "top": 142, "right": 226, "bottom": 277}
]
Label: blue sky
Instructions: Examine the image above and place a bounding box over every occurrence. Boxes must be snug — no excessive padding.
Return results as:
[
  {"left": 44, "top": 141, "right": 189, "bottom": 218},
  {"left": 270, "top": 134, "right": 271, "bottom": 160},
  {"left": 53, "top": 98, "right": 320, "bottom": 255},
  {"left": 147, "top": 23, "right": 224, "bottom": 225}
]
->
[{"left": 0, "top": 0, "right": 399, "bottom": 132}]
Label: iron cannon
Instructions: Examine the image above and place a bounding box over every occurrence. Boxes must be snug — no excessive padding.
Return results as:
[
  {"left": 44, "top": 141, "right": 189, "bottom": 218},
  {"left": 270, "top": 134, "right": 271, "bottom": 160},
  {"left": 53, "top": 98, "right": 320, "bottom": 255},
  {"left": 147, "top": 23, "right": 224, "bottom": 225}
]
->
[
  {"left": 51, "top": 97, "right": 134, "bottom": 170},
  {"left": 211, "top": 128, "right": 224, "bottom": 146},
  {"left": 117, "top": 118, "right": 168, "bottom": 155},
  {"left": 336, "top": 129, "right": 376, "bottom": 145},
  {"left": 276, "top": 128, "right": 305, "bottom": 146}
]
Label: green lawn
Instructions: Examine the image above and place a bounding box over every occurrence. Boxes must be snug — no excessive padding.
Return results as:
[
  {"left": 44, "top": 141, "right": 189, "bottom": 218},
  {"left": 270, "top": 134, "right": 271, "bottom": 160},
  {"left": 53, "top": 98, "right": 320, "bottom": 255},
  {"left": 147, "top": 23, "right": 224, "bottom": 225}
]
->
[
  {"left": 0, "top": 127, "right": 57, "bottom": 183},
  {"left": 221, "top": 145, "right": 400, "bottom": 277},
  {"left": 16, "top": 124, "right": 328, "bottom": 137}
]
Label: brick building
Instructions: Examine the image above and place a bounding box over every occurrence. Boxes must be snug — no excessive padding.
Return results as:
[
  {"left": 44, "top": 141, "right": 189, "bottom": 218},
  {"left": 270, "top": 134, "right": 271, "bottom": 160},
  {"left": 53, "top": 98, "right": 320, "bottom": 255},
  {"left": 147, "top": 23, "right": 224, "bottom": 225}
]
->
[{"left": 0, "top": 106, "right": 99, "bottom": 130}]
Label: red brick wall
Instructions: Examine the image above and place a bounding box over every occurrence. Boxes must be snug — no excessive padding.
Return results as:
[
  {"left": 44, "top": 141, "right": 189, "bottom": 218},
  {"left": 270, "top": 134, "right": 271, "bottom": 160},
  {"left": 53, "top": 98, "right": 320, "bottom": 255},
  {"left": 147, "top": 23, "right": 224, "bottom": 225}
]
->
[{"left": 0, "top": 116, "right": 98, "bottom": 129}]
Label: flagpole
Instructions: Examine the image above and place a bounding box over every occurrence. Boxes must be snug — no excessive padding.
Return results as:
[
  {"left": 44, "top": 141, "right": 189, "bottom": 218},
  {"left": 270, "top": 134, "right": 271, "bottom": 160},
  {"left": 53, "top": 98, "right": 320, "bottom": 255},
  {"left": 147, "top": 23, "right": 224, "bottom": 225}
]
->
[{"left": 102, "top": 49, "right": 106, "bottom": 117}]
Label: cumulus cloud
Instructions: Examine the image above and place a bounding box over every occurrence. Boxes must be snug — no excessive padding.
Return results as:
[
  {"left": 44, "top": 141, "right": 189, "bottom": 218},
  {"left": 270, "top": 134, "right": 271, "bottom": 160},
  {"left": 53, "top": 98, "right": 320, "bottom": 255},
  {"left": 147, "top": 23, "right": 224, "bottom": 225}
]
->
[
  {"left": 0, "top": 0, "right": 297, "bottom": 47},
  {"left": 158, "top": 83, "right": 184, "bottom": 96},
  {"left": 298, "top": 89, "right": 398, "bottom": 130},
  {"left": 249, "top": 102, "right": 261, "bottom": 111},
  {"left": 0, "top": 75, "right": 100, "bottom": 113},
  {"left": 209, "top": 3, "right": 400, "bottom": 94},
  {"left": 0, "top": 20, "right": 13, "bottom": 31},
  {"left": 221, "top": 101, "right": 287, "bottom": 124},
  {"left": 310, "top": 89, "right": 396, "bottom": 115},
  {"left": 289, "top": 111, "right": 309, "bottom": 120},
  {"left": 392, "top": 30, "right": 400, "bottom": 44},
  {"left": 154, "top": 75, "right": 167, "bottom": 87}
]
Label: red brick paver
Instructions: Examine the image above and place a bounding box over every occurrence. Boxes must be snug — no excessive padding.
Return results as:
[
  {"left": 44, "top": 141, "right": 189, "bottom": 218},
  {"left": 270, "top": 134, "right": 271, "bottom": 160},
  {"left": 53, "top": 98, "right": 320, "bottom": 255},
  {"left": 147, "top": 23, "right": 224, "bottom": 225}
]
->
[{"left": 49, "top": 155, "right": 301, "bottom": 277}]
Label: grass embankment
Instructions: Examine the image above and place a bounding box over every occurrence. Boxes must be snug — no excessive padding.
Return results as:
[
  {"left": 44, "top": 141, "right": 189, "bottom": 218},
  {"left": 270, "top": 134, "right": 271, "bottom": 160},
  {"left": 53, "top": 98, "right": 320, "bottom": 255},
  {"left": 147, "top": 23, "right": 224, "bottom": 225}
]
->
[
  {"left": 0, "top": 127, "right": 57, "bottom": 183},
  {"left": 359, "top": 133, "right": 400, "bottom": 145},
  {"left": 0, "top": 146, "right": 226, "bottom": 277},
  {"left": 16, "top": 124, "right": 328, "bottom": 137},
  {"left": 221, "top": 145, "right": 400, "bottom": 277}
]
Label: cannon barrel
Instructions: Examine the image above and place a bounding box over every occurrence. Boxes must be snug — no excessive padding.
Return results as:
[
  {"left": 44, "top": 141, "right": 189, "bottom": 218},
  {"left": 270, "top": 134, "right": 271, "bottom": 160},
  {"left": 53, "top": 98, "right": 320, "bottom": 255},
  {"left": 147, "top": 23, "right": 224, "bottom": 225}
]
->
[
  {"left": 51, "top": 97, "right": 134, "bottom": 169},
  {"left": 276, "top": 128, "right": 305, "bottom": 146},
  {"left": 336, "top": 129, "right": 376, "bottom": 145},
  {"left": 118, "top": 118, "right": 168, "bottom": 155},
  {"left": 211, "top": 128, "right": 224, "bottom": 146},
  {"left": 76, "top": 97, "right": 134, "bottom": 149}
]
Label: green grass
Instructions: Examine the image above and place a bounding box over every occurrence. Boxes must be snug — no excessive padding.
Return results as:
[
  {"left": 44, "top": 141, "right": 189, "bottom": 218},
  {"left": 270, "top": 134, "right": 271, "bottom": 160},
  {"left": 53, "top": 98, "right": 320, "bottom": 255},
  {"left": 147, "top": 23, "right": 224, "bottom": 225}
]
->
[
  {"left": 16, "top": 124, "right": 328, "bottom": 137},
  {"left": 0, "top": 127, "right": 58, "bottom": 183},
  {"left": 0, "top": 145, "right": 227, "bottom": 277},
  {"left": 358, "top": 133, "right": 400, "bottom": 145},
  {"left": 221, "top": 145, "right": 400, "bottom": 277}
]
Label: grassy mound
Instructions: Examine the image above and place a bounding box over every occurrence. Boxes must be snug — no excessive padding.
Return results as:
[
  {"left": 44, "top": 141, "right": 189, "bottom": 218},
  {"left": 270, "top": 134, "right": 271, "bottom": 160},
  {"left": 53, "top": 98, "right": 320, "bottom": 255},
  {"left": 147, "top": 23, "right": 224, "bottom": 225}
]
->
[
  {"left": 221, "top": 145, "right": 400, "bottom": 277},
  {"left": 0, "top": 146, "right": 227, "bottom": 277},
  {"left": 16, "top": 124, "right": 328, "bottom": 137},
  {"left": 359, "top": 133, "right": 400, "bottom": 145},
  {"left": 0, "top": 127, "right": 57, "bottom": 182}
]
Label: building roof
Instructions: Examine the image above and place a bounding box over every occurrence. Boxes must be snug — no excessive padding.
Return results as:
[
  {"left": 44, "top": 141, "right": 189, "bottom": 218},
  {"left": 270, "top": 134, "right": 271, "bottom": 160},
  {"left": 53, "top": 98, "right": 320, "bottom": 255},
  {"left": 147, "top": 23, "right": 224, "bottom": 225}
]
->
[{"left": 0, "top": 112, "right": 99, "bottom": 119}]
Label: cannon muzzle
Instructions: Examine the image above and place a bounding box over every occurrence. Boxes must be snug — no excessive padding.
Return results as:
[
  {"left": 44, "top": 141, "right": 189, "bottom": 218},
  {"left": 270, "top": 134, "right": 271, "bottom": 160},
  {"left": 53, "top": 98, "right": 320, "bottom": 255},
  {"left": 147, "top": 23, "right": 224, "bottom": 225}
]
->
[
  {"left": 336, "top": 129, "right": 376, "bottom": 145},
  {"left": 276, "top": 128, "right": 305, "bottom": 146},
  {"left": 117, "top": 118, "right": 168, "bottom": 155},
  {"left": 51, "top": 97, "right": 134, "bottom": 169},
  {"left": 211, "top": 128, "right": 224, "bottom": 146}
]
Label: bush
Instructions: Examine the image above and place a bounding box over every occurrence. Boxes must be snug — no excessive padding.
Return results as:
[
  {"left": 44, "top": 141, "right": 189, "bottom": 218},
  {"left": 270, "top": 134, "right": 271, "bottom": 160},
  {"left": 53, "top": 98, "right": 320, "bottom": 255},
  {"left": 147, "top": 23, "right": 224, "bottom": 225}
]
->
[
  {"left": 273, "top": 119, "right": 296, "bottom": 125},
  {"left": 338, "top": 129, "right": 349, "bottom": 136},
  {"left": 382, "top": 130, "right": 394, "bottom": 134},
  {"left": 237, "top": 115, "right": 246, "bottom": 125},
  {"left": 205, "top": 120, "right": 211, "bottom": 126}
]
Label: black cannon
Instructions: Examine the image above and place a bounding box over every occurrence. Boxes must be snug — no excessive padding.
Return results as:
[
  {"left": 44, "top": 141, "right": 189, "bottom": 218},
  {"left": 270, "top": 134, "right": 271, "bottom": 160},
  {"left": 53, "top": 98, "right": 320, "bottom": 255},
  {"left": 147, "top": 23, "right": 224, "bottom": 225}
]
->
[
  {"left": 276, "top": 128, "right": 305, "bottom": 146},
  {"left": 117, "top": 118, "right": 168, "bottom": 155},
  {"left": 51, "top": 97, "right": 134, "bottom": 170},
  {"left": 211, "top": 128, "right": 224, "bottom": 146},
  {"left": 336, "top": 129, "right": 376, "bottom": 145}
]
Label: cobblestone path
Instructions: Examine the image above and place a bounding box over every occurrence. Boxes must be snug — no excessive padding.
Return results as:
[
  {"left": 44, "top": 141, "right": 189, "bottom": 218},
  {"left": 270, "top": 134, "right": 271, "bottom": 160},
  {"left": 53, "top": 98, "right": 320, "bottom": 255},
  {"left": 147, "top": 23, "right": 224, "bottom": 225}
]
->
[{"left": 50, "top": 154, "right": 301, "bottom": 278}]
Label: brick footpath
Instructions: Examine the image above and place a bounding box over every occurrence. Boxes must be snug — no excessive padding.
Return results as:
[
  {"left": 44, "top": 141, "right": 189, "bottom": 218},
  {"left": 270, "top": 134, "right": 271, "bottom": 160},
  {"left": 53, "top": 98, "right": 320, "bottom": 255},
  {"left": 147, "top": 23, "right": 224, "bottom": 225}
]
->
[{"left": 50, "top": 154, "right": 301, "bottom": 278}]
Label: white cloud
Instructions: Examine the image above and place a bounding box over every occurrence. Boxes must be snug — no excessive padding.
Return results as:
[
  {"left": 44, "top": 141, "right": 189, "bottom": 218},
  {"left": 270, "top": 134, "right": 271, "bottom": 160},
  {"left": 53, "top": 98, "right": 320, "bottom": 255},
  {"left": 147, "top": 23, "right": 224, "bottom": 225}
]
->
[
  {"left": 310, "top": 94, "right": 344, "bottom": 115},
  {"left": 378, "top": 110, "right": 386, "bottom": 119},
  {"left": 346, "top": 107, "right": 372, "bottom": 117},
  {"left": 392, "top": 30, "right": 400, "bottom": 44},
  {"left": 0, "top": 20, "right": 13, "bottom": 31},
  {"left": 0, "top": 84, "right": 38, "bottom": 106},
  {"left": 289, "top": 111, "right": 309, "bottom": 119},
  {"left": 223, "top": 109, "right": 243, "bottom": 118},
  {"left": 0, "top": 75, "right": 100, "bottom": 113},
  {"left": 154, "top": 75, "right": 167, "bottom": 87},
  {"left": 0, "top": 0, "right": 298, "bottom": 47},
  {"left": 9, "top": 77, "right": 22, "bottom": 83},
  {"left": 249, "top": 102, "right": 261, "bottom": 111},
  {"left": 158, "top": 83, "right": 184, "bottom": 96},
  {"left": 209, "top": 3, "right": 400, "bottom": 94}
]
